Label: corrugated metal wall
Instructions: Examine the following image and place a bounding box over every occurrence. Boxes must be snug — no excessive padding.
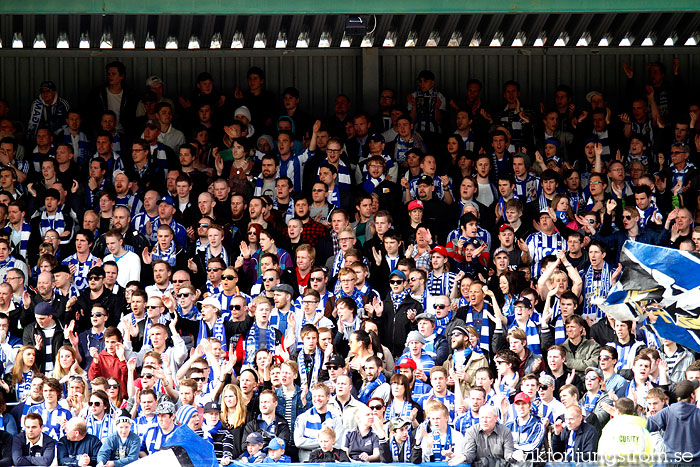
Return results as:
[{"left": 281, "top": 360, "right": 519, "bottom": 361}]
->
[{"left": 0, "top": 47, "right": 697, "bottom": 125}]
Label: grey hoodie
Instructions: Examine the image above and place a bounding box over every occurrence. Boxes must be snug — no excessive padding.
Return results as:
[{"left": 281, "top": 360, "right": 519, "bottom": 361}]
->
[{"left": 647, "top": 401, "right": 700, "bottom": 462}]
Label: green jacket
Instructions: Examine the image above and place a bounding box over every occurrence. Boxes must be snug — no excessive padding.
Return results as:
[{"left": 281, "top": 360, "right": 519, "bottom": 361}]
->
[{"left": 562, "top": 338, "right": 601, "bottom": 376}]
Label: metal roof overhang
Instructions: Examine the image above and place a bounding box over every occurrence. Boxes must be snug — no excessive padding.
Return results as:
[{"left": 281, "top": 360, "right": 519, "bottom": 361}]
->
[{"left": 0, "top": 1, "right": 698, "bottom": 49}]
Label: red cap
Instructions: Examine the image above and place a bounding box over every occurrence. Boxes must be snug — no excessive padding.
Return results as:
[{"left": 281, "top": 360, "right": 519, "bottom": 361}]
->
[
  {"left": 499, "top": 223, "right": 514, "bottom": 233},
  {"left": 430, "top": 246, "right": 448, "bottom": 257},
  {"left": 513, "top": 392, "right": 531, "bottom": 404},
  {"left": 395, "top": 358, "right": 417, "bottom": 371},
  {"left": 408, "top": 200, "right": 424, "bottom": 212}
]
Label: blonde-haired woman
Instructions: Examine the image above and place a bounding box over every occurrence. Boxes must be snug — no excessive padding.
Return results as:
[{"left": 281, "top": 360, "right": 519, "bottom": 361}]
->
[
  {"left": 10, "top": 345, "right": 39, "bottom": 402},
  {"left": 220, "top": 383, "right": 247, "bottom": 459},
  {"left": 53, "top": 346, "right": 86, "bottom": 396}
]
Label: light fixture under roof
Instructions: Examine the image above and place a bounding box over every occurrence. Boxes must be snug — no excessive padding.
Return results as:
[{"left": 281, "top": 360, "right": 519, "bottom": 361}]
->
[
  {"left": 253, "top": 32, "right": 266, "bottom": 48},
  {"left": 165, "top": 36, "right": 178, "bottom": 49},
  {"left": 12, "top": 33, "right": 23, "bottom": 48}
]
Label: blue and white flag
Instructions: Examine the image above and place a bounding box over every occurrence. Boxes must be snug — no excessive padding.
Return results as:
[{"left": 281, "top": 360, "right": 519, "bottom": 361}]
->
[{"left": 599, "top": 241, "right": 700, "bottom": 352}]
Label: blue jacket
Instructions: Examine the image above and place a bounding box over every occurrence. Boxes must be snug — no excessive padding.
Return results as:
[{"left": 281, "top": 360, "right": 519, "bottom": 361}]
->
[
  {"left": 57, "top": 433, "right": 102, "bottom": 466},
  {"left": 648, "top": 401, "right": 700, "bottom": 462},
  {"left": 96, "top": 431, "right": 141, "bottom": 467},
  {"left": 275, "top": 385, "right": 311, "bottom": 432},
  {"left": 12, "top": 432, "right": 56, "bottom": 466}
]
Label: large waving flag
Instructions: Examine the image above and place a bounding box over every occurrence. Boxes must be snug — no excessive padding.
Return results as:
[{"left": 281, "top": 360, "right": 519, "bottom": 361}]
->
[{"left": 598, "top": 240, "right": 700, "bottom": 352}]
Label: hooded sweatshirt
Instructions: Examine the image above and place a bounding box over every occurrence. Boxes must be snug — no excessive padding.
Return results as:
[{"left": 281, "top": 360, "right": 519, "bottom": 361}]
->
[{"left": 647, "top": 401, "right": 700, "bottom": 462}]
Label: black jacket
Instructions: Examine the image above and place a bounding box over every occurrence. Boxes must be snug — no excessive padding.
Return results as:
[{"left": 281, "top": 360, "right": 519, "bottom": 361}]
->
[
  {"left": 308, "top": 448, "right": 350, "bottom": 463},
  {"left": 379, "top": 294, "right": 423, "bottom": 358},
  {"left": 379, "top": 431, "right": 421, "bottom": 463},
  {"left": 551, "top": 421, "right": 599, "bottom": 461},
  {"left": 241, "top": 414, "right": 291, "bottom": 450},
  {"left": 22, "top": 321, "right": 69, "bottom": 373},
  {"left": 0, "top": 430, "right": 12, "bottom": 467},
  {"left": 57, "top": 433, "right": 102, "bottom": 466},
  {"left": 73, "top": 287, "right": 125, "bottom": 333}
]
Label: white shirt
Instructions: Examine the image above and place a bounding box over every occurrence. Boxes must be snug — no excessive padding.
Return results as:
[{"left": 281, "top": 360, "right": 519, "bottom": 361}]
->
[{"left": 103, "top": 250, "right": 141, "bottom": 287}]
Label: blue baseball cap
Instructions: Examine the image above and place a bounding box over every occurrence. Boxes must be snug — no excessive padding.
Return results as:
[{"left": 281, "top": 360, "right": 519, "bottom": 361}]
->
[
  {"left": 265, "top": 437, "right": 286, "bottom": 451},
  {"left": 157, "top": 195, "right": 175, "bottom": 207}
]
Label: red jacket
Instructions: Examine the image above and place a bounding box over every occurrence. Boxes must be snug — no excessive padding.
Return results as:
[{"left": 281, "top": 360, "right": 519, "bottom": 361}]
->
[{"left": 88, "top": 350, "right": 128, "bottom": 395}]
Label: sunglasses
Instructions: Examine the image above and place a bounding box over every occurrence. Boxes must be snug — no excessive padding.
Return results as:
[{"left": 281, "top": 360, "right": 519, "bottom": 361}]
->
[
  {"left": 108, "top": 383, "right": 120, "bottom": 389},
  {"left": 88, "top": 276, "right": 103, "bottom": 281},
  {"left": 146, "top": 305, "right": 161, "bottom": 309},
  {"left": 263, "top": 277, "right": 275, "bottom": 282},
  {"left": 192, "top": 377, "right": 206, "bottom": 382},
  {"left": 230, "top": 304, "right": 242, "bottom": 311},
  {"left": 177, "top": 293, "right": 191, "bottom": 298},
  {"left": 89, "top": 401, "right": 102, "bottom": 406},
  {"left": 622, "top": 215, "right": 633, "bottom": 220},
  {"left": 434, "top": 304, "right": 447, "bottom": 310},
  {"left": 199, "top": 223, "right": 210, "bottom": 228},
  {"left": 495, "top": 360, "right": 505, "bottom": 365},
  {"left": 172, "top": 279, "right": 187, "bottom": 283},
  {"left": 599, "top": 355, "right": 612, "bottom": 361},
  {"left": 369, "top": 405, "right": 384, "bottom": 411},
  {"left": 91, "top": 312, "right": 105, "bottom": 318},
  {"left": 309, "top": 277, "right": 323, "bottom": 282},
  {"left": 538, "top": 385, "right": 549, "bottom": 390},
  {"left": 312, "top": 189, "right": 326, "bottom": 193},
  {"left": 585, "top": 376, "right": 601, "bottom": 382},
  {"left": 326, "top": 366, "right": 338, "bottom": 370},
  {"left": 207, "top": 267, "right": 223, "bottom": 272},
  {"left": 142, "top": 374, "right": 154, "bottom": 379},
  {"left": 222, "top": 275, "right": 237, "bottom": 281},
  {"left": 389, "top": 280, "right": 404, "bottom": 285}
]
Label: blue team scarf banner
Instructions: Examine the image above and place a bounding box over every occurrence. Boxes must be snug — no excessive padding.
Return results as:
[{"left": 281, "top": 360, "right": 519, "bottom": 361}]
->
[
  {"left": 161, "top": 425, "right": 217, "bottom": 467},
  {"left": 599, "top": 241, "right": 700, "bottom": 353},
  {"left": 229, "top": 463, "right": 452, "bottom": 467}
]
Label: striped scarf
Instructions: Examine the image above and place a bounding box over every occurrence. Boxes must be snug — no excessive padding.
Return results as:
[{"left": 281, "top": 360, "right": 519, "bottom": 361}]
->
[
  {"left": 547, "top": 296, "right": 566, "bottom": 345},
  {"left": 390, "top": 289, "right": 410, "bottom": 311},
  {"left": 385, "top": 399, "right": 413, "bottom": 421},
  {"left": 582, "top": 390, "right": 602, "bottom": 415},
  {"left": 509, "top": 319, "right": 541, "bottom": 356},
  {"left": 358, "top": 373, "right": 386, "bottom": 404},
  {"left": 244, "top": 323, "right": 276, "bottom": 364},
  {"left": 16, "top": 370, "right": 33, "bottom": 401},
  {"left": 85, "top": 412, "right": 115, "bottom": 439},
  {"left": 532, "top": 397, "right": 553, "bottom": 423},
  {"left": 202, "top": 420, "right": 221, "bottom": 442},
  {"left": 583, "top": 263, "right": 612, "bottom": 321},
  {"left": 5, "top": 222, "right": 31, "bottom": 260},
  {"left": 497, "top": 372, "right": 518, "bottom": 399},
  {"left": 135, "top": 414, "right": 158, "bottom": 437},
  {"left": 152, "top": 241, "right": 177, "bottom": 267},
  {"left": 390, "top": 436, "right": 411, "bottom": 462},
  {"left": 435, "top": 312, "right": 452, "bottom": 335},
  {"left": 337, "top": 288, "right": 364, "bottom": 312},
  {"left": 427, "top": 271, "right": 455, "bottom": 296},
  {"left": 362, "top": 174, "right": 385, "bottom": 193},
  {"left": 206, "top": 281, "right": 222, "bottom": 296},
  {"left": 327, "top": 185, "right": 341, "bottom": 208},
  {"left": 40, "top": 209, "right": 66, "bottom": 236},
  {"left": 455, "top": 411, "right": 479, "bottom": 434},
  {"left": 331, "top": 252, "right": 345, "bottom": 278},
  {"left": 205, "top": 245, "right": 230, "bottom": 268},
  {"left": 566, "top": 429, "right": 576, "bottom": 460},
  {"left": 198, "top": 317, "right": 227, "bottom": 351},
  {"left": 431, "top": 427, "right": 453, "bottom": 462},
  {"left": 303, "top": 408, "right": 334, "bottom": 441},
  {"left": 143, "top": 425, "right": 177, "bottom": 455},
  {"left": 423, "top": 391, "right": 456, "bottom": 422},
  {"left": 297, "top": 347, "right": 323, "bottom": 389},
  {"left": 464, "top": 303, "right": 491, "bottom": 355}
]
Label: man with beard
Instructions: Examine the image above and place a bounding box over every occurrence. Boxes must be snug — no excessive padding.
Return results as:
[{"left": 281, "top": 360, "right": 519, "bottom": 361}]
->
[
  {"left": 442, "top": 324, "right": 486, "bottom": 395},
  {"left": 292, "top": 194, "right": 329, "bottom": 249},
  {"left": 92, "top": 205, "right": 151, "bottom": 258},
  {"left": 253, "top": 154, "right": 278, "bottom": 198}
]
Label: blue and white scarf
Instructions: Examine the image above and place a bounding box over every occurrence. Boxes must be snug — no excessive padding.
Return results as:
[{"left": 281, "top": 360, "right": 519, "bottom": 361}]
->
[
  {"left": 151, "top": 241, "right": 177, "bottom": 267},
  {"left": 582, "top": 390, "right": 602, "bottom": 416},
  {"left": 143, "top": 315, "right": 169, "bottom": 347},
  {"left": 390, "top": 289, "right": 410, "bottom": 311},
  {"left": 142, "top": 425, "right": 177, "bottom": 455},
  {"left": 431, "top": 427, "right": 453, "bottom": 461},
  {"left": 39, "top": 209, "right": 66, "bottom": 237},
  {"left": 583, "top": 263, "right": 611, "bottom": 321},
  {"left": 202, "top": 420, "right": 222, "bottom": 442},
  {"left": 427, "top": 271, "right": 455, "bottom": 297},
  {"left": 85, "top": 413, "right": 115, "bottom": 439},
  {"left": 358, "top": 373, "right": 386, "bottom": 404},
  {"left": 497, "top": 372, "right": 518, "bottom": 399},
  {"left": 297, "top": 347, "right": 323, "bottom": 389},
  {"left": 464, "top": 303, "right": 491, "bottom": 355},
  {"left": 27, "top": 402, "right": 72, "bottom": 441},
  {"left": 362, "top": 174, "right": 385, "bottom": 194},
  {"left": 302, "top": 408, "right": 335, "bottom": 441},
  {"left": 385, "top": 399, "right": 414, "bottom": 420},
  {"left": 509, "top": 319, "right": 541, "bottom": 356},
  {"left": 435, "top": 312, "right": 452, "bottom": 336},
  {"left": 390, "top": 436, "right": 412, "bottom": 462},
  {"left": 205, "top": 246, "right": 230, "bottom": 268},
  {"left": 455, "top": 411, "right": 479, "bottom": 434},
  {"left": 206, "top": 281, "right": 222, "bottom": 297},
  {"left": 4, "top": 222, "right": 31, "bottom": 260},
  {"left": 198, "top": 317, "right": 227, "bottom": 351},
  {"left": 244, "top": 323, "right": 277, "bottom": 364},
  {"left": 16, "top": 370, "right": 33, "bottom": 401}
]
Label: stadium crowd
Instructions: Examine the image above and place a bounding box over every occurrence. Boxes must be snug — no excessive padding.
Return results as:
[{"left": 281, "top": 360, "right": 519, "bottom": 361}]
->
[{"left": 0, "top": 58, "right": 696, "bottom": 465}]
